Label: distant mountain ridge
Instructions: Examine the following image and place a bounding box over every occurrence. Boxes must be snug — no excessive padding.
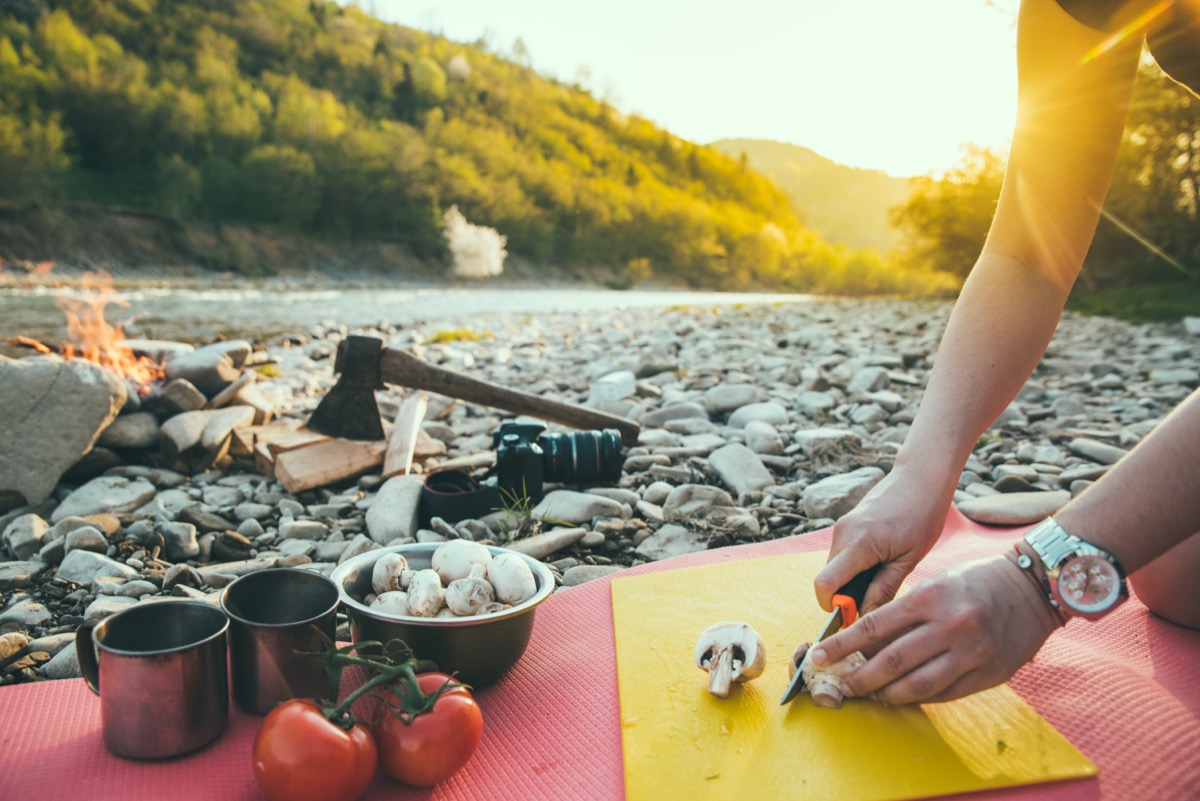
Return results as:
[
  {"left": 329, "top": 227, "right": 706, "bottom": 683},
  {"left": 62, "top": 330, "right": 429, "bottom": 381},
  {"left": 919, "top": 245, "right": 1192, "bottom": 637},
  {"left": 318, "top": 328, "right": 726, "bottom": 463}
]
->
[{"left": 710, "top": 139, "right": 912, "bottom": 252}]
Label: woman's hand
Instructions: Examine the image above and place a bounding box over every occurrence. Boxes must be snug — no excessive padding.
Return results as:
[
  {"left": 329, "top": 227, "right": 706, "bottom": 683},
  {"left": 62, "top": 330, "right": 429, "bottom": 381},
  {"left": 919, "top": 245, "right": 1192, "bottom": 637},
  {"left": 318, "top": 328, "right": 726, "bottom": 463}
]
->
[
  {"left": 814, "top": 466, "right": 955, "bottom": 614},
  {"left": 810, "top": 553, "right": 1063, "bottom": 705}
]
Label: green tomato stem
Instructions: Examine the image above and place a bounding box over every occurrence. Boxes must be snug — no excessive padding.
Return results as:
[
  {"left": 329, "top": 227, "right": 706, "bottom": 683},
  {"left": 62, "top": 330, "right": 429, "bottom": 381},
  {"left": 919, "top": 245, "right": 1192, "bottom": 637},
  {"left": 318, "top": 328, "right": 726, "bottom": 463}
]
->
[{"left": 297, "top": 630, "right": 465, "bottom": 729}]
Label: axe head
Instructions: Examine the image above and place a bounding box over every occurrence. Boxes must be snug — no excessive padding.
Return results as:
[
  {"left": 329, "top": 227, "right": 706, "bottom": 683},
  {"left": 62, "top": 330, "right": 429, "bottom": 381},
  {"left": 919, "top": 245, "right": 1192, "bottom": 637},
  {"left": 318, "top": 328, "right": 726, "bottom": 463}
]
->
[{"left": 306, "top": 335, "right": 386, "bottom": 440}]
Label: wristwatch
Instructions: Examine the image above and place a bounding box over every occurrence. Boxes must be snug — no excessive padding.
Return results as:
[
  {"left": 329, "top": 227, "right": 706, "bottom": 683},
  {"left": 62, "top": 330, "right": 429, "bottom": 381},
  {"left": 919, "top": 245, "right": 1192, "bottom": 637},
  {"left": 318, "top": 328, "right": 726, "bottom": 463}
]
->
[{"left": 1016, "top": 517, "right": 1129, "bottom": 621}]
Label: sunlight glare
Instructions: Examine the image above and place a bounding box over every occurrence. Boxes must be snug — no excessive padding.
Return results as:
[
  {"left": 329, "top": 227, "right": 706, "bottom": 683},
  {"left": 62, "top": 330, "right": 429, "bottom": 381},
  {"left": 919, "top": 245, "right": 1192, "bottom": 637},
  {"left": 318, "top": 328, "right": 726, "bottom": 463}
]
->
[{"left": 1083, "top": 0, "right": 1174, "bottom": 62}]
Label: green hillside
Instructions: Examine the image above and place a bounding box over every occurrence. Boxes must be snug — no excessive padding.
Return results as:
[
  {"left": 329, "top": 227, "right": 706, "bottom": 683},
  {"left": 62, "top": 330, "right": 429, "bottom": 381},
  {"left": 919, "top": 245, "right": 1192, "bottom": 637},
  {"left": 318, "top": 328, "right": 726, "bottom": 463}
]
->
[
  {"left": 710, "top": 139, "right": 912, "bottom": 252},
  {"left": 0, "top": 0, "right": 946, "bottom": 294}
]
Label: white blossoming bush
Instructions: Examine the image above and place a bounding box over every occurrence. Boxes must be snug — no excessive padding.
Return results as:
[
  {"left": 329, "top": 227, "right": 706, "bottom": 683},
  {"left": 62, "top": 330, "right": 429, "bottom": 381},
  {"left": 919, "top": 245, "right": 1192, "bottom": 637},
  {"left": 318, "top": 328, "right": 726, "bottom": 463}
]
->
[{"left": 444, "top": 205, "right": 507, "bottom": 279}]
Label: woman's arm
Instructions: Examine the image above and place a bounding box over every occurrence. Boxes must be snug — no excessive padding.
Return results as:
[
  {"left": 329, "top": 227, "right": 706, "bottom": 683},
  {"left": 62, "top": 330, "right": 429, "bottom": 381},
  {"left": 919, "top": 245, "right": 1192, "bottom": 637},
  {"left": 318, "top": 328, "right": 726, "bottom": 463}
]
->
[
  {"left": 814, "top": 0, "right": 1144, "bottom": 613},
  {"left": 812, "top": 388, "right": 1200, "bottom": 704}
]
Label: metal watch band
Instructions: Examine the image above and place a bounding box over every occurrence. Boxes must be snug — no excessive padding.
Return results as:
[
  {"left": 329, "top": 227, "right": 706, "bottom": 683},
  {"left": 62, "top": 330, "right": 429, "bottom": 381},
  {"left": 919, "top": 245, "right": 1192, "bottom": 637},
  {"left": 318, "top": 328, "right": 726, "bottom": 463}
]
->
[{"left": 1024, "top": 518, "right": 1082, "bottom": 573}]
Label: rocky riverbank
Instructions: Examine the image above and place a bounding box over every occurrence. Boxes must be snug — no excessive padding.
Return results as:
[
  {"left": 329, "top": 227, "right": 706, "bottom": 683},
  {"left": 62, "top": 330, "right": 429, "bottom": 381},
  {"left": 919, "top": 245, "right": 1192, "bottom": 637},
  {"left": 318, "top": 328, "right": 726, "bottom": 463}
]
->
[{"left": 2, "top": 299, "right": 1199, "bottom": 684}]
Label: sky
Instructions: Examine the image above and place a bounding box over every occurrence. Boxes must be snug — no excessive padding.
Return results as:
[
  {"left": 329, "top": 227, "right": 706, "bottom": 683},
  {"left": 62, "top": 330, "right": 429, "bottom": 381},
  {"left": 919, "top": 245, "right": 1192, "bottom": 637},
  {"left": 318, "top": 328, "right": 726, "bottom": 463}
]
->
[{"left": 353, "top": 1, "right": 1021, "bottom": 177}]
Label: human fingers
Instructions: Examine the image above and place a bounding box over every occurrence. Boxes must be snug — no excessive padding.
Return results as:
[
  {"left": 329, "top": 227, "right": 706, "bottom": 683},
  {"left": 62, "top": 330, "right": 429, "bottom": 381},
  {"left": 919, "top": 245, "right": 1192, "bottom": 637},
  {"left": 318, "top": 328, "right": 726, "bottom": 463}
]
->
[
  {"left": 857, "top": 650, "right": 971, "bottom": 705},
  {"left": 809, "top": 595, "right": 920, "bottom": 667},
  {"left": 896, "top": 666, "right": 1000, "bottom": 705},
  {"left": 823, "top": 617, "right": 951, "bottom": 701}
]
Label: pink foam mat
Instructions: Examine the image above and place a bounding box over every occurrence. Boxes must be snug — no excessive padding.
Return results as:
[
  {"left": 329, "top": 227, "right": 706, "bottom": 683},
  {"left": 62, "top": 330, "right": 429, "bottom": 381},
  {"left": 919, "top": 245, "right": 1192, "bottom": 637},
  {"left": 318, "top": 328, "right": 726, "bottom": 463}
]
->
[{"left": 2, "top": 508, "right": 1198, "bottom": 800}]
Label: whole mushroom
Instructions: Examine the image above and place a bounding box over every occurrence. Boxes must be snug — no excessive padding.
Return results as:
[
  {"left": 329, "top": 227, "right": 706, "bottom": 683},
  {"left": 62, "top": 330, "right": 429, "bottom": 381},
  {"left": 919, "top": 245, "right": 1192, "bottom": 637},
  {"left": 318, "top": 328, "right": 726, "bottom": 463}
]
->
[
  {"left": 790, "top": 641, "right": 867, "bottom": 709},
  {"left": 487, "top": 553, "right": 537, "bottom": 605},
  {"left": 694, "top": 622, "right": 766, "bottom": 698},
  {"left": 370, "top": 591, "right": 409, "bottom": 616},
  {"left": 371, "top": 553, "right": 410, "bottom": 595},
  {"left": 445, "top": 563, "right": 496, "bottom": 616},
  {"left": 432, "top": 540, "right": 493, "bottom": 585},
  {"left": 406, "top": 569, "right": 445, "bottom": 617}
]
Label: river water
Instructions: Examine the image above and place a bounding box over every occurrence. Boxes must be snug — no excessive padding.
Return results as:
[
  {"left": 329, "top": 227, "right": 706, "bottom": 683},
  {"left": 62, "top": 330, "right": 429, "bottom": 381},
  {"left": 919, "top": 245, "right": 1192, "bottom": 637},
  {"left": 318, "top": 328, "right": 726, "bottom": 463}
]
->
[{"left": 0, "top": 282, "right": 815, "bottom": 357}]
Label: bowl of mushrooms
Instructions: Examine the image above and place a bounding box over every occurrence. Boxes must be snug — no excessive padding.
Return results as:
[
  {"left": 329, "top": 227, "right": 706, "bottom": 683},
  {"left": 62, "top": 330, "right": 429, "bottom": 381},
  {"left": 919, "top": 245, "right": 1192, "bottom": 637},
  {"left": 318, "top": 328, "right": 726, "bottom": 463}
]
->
[{"left": 330, "top": 541, "right": 556, "bottom": 687}]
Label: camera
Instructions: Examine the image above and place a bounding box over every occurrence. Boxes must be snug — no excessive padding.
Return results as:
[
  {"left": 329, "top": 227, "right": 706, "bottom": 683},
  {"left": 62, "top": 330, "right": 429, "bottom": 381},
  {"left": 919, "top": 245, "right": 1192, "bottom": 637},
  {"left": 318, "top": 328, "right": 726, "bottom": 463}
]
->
[{"left": 492, "top": 422, "right": 624, "bottom": 500}]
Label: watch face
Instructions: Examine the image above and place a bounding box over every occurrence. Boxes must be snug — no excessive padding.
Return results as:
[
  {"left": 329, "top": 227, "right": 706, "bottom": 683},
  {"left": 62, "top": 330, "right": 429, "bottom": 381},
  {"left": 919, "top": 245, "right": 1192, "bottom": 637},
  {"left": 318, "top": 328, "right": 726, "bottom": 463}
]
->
[{"left": 1055, "top": 554, "right": 1122, "bottom": 614}]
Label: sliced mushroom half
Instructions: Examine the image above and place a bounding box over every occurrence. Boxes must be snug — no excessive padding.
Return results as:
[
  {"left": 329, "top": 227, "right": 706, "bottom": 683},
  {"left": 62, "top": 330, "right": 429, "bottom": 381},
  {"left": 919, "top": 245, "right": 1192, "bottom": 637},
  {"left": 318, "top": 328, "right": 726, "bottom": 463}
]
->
[{"left": 694, "top": 621, "right": 766, "bottom": 698}]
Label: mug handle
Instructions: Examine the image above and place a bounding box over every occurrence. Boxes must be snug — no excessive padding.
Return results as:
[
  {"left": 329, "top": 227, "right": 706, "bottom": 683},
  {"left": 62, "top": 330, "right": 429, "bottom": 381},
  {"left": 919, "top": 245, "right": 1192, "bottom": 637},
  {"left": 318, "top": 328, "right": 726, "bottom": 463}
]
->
[{"left": 76, "top": 619, "right": 101, "bottom": 695}]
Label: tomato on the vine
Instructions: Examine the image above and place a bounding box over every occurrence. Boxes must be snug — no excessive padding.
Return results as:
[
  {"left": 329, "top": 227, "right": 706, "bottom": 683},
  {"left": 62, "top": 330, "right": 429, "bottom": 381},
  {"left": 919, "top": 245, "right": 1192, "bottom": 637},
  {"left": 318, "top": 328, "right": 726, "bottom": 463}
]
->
[
  {"left": 253, "top": 698, "right": 377, "bottom": 801},
  {"left": 372, "top": 672, "right": 484, "bottom": 787}
]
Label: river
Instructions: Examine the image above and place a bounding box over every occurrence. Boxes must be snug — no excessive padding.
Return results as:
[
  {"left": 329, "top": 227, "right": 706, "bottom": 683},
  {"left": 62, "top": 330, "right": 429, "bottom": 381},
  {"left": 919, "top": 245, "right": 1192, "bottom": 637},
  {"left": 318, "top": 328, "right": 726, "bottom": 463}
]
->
[{"left": 0, "top": 282, "right": 816, "bottom": 357}]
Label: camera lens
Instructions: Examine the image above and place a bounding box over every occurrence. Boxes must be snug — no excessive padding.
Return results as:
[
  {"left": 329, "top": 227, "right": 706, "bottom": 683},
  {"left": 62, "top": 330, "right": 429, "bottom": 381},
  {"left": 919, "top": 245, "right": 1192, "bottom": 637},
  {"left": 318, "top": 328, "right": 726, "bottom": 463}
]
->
[{"left": 539, "top": 430, "right": 623, "bottom": 485}]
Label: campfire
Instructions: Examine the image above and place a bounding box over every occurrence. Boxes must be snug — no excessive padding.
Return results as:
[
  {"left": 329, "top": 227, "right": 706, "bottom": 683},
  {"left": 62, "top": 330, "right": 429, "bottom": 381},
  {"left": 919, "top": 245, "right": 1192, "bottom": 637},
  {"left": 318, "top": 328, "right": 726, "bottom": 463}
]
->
[
  {"left": 55, "top": 271, "right": 164, "bottom": 394},
  {"left": 1, "top": 268, "right": 281, "bottom": 509},
  {"left": 5, "top": 270, "right": 166, "bottom": 393},
  {"left": 5, "top": 270, "right": 163, "bottom": 394}
]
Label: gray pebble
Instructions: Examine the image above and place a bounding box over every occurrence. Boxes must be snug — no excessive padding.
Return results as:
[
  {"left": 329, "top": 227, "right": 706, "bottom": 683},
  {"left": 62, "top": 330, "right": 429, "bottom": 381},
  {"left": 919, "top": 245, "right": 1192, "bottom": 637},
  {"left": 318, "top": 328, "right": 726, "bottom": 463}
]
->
[
  {"left": 0, "top": 598, "right": 54, "bottom": 626},
  {"left": 83, "top": 595, "right": 139, "bottom": 621},
  {"left": 957, "top": 490, "right": 1071, "bottom": 525},
  {"left": 41, "top": 645, "right": 81, "bottom": 679},
  {"left": 278, "top": 519, "right": 330, "bottom": 540},
  {"left": 64, "top": 526, "right": 108, "bottom": 555},
  {"left": 562, "top": 564, "right": 626, "bottom": 586},
  {"left": 28, "top": 632, "right": 75, "bottom": 657},
  {"left": 234, "top": 502, "right": 274, "bottom": 522}
]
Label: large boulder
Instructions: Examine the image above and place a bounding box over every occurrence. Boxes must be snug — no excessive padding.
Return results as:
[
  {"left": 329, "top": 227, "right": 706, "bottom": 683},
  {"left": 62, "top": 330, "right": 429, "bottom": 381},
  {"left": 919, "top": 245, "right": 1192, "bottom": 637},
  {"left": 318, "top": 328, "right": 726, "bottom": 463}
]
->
[{"left": 0, "top": 358, "right": 126, "bottom": 505}]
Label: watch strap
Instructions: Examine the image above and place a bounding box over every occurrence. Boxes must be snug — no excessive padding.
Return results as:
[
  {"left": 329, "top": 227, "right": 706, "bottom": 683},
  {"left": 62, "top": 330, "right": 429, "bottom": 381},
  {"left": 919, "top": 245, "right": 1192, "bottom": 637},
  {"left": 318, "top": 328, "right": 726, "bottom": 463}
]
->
[{"left": 1025, "top": 518, "right": 1083, "bottom": 573}]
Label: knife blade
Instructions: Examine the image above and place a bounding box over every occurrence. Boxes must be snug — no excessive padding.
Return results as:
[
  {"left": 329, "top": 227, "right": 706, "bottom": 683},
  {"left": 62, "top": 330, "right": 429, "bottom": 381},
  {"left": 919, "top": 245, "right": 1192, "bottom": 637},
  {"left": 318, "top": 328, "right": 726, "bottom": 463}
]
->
[{"left": 780, "top": 563, "right": 880, "bottom": 705}]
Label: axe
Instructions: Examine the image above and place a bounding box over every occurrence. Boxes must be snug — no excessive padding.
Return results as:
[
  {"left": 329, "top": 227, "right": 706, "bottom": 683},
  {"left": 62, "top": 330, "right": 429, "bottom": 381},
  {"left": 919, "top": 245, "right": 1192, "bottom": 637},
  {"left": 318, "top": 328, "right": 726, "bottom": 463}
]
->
[{"left": 307, "top": 335, "right": 641, "bottom": 446}]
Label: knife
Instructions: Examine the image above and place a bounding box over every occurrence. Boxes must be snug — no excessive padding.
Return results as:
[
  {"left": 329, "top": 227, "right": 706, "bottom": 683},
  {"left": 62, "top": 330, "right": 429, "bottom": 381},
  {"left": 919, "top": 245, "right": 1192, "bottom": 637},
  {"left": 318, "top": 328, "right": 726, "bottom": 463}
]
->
[{"left": 780, "top": 563, "right": 881, "bottom": 705}]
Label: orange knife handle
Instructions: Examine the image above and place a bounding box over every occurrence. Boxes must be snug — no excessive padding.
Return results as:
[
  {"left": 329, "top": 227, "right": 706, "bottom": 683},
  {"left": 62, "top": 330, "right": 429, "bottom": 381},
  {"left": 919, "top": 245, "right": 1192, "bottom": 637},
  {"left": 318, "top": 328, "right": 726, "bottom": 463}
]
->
[
  {"left": 831, "top": 563, "right": 882, "bottom": 627},
  {"left": 831, "top": 594, "right": 860, "bottom": 627}
]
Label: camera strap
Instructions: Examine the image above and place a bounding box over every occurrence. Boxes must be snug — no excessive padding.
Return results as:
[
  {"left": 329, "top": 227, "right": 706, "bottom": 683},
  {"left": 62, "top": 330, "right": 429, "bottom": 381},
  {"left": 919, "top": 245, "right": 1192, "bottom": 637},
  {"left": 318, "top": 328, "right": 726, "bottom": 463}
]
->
[{"left": 420, "top": 470, "right": 504, "bottom": 526}]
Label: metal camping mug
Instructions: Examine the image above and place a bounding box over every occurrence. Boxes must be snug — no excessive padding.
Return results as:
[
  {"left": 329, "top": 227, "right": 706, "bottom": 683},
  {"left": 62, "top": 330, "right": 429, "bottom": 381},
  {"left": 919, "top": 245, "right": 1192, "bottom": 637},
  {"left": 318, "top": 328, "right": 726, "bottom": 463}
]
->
[
  {"left": 221, "top": 567, "right": 340, "bottom": 714},
  {"left": 76, "top": 600, "right": 230, "bottom": 760}
]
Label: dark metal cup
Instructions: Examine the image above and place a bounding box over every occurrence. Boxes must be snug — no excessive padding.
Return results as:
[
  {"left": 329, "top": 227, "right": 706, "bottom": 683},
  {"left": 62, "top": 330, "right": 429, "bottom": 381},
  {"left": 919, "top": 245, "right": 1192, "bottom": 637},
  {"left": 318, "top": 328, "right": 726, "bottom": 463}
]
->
[
  {"left": 221, "top": 568, "right": 339, "bottom": 714},
  {"left": 76, "top": 600, "right": 230, "bottom": 760}
]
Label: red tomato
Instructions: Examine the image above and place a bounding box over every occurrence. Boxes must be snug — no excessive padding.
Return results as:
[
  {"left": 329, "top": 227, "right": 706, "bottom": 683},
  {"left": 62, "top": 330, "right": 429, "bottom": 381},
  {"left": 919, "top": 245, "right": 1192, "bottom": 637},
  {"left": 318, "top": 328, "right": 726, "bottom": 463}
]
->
[
  {"left": 372, "top": 672, "right": 484, "bottom": 787},
  {"left": 253, "top": 698, "right": 377, "bottom": 801}
]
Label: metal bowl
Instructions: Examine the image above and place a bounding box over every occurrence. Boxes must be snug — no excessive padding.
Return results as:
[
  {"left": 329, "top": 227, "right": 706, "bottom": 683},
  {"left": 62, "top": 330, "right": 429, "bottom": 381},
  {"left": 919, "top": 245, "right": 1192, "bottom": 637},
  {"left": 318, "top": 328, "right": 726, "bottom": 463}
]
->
[{"left": 330, "top": 542, "right": 556, "bottom": 687}]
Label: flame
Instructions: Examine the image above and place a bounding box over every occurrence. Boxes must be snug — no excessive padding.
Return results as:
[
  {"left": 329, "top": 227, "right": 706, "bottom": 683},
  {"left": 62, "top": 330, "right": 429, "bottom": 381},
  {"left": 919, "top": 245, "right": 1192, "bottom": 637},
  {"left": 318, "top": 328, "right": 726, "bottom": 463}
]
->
[{"left": 56, "top": 270, "right": 164, "bottom": 393}]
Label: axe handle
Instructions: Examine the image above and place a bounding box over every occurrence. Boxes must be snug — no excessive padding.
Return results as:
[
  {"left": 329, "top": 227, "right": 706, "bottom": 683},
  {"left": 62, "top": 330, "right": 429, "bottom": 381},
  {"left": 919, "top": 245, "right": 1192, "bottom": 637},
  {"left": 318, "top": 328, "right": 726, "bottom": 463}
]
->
[{"left": 379, "top": 347, "right": 641, "bottom": 447}]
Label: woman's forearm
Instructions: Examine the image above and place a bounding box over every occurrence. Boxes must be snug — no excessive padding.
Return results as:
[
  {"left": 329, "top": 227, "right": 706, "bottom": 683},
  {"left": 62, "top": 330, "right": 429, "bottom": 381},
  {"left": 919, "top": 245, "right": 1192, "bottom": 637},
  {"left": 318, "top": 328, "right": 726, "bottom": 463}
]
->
[
  {"left": 895, "top": 250, "right": 1070, "bottom": 485},
  {"left": 1055, "top": 388, "right": 1200, "bottom": 572}
]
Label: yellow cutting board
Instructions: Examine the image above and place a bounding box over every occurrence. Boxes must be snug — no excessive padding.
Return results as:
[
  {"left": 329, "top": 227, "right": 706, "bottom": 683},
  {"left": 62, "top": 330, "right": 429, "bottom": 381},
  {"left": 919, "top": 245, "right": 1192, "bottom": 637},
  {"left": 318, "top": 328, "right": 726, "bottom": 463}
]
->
[{"left": 611, "top": 551, "right": 1095, "bottom": 801}]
